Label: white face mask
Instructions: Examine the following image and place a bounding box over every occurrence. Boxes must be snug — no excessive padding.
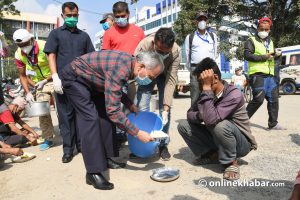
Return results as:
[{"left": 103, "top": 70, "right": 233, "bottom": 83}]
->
[
  {"left": 21, "top": 44, "right": 33, "bottom": 54},
  {"left": 258, "top": 31, "right": 269, "bottom": 39},
  {"left": 198, "top": 21, "right": 206, "bottom": 30}
]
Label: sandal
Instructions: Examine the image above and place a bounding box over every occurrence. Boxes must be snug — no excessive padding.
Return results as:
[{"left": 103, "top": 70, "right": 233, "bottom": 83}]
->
[
  {"left": 223, "top": 162, "right": 240, "bottom": 181},
  {"left": 192, "top": 151, "right": 219, "bottom": 165}
]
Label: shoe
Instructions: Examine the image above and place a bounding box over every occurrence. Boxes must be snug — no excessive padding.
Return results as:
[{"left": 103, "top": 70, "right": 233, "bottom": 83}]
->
[
  {"left": 268, "top": 123, "right": 287, "bottom": 130},
  {"left": 159, "top": 146, "right": 171, "bottom": 161},
  {"left": 39, "top": 140, "right": 54, "bottom": 151},
  {"left": 86, "top": 173, "right": 114, "bottom": 190},
  {"left": 62, "top": 153, "right": 73, "bottom": 163},
  {"left": 107, "top": 158, "right": 126, "bottom": 169}
]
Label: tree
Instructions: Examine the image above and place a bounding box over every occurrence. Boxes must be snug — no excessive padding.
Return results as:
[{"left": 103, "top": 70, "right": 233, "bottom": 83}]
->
[
  {"left": 0, "top": 0, "right": 20, "bottom": 25},
  {"left": 173, "top": 0, "right": 300, "bottom": 52}
]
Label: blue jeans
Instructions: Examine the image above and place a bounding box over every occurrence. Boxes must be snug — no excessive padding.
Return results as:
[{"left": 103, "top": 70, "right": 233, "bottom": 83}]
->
[
  {"left": 246, "top": 75, "right": 279, "bottom": 128},
  {"left": 134, "top": 75, "right": 170, "bottom": 147}
]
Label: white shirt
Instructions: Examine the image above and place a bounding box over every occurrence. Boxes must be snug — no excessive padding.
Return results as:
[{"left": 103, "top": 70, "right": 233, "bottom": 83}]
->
[{"left": 185, "top": 30, "right": 218, "bottom": 70}]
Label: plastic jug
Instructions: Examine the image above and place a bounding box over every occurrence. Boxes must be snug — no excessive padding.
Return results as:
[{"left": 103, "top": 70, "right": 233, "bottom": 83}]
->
[{"left": 127, "top": 111, "right": 163, "bottom": 158}]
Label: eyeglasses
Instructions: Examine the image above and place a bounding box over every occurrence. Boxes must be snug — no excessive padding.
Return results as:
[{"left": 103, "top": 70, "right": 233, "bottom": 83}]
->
[{"left": 63, "top": 13, "right": 79, "bottom": 18}]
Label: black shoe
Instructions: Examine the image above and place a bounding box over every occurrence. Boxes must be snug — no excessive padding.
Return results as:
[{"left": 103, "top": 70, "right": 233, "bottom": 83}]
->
[
  {"left": 107, "top": 158, "right": 126, "bottom": 169},
  {"left": 159, "top": 146, "right": 171, "bottom": 161},
  {"left": 86, "top": 173, "right": 114, "bottom": 190},
  {"left": 62, "top": 154, "right": 73, "bottom": 163}
]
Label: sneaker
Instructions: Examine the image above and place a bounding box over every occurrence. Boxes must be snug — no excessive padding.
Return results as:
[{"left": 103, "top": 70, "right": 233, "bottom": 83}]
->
[
  {"left": 159, "top": 146, "right": 171, "bottom": 161},
  {"left": 39, "top": 140, "right": 54, "bottom": 151},
  {"left": 268, "top": 123, "right": 287, "bottom": 130}
]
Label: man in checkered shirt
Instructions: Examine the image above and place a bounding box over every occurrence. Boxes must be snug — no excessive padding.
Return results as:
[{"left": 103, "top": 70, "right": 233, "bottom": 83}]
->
[{"left": 61, "top": 50, "right": 164, "bottom": 190}]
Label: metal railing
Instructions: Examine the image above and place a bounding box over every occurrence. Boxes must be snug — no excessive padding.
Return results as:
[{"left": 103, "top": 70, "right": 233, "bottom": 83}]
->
[{"left": 0, "top": 58, "right": 19, "bottom": 80}]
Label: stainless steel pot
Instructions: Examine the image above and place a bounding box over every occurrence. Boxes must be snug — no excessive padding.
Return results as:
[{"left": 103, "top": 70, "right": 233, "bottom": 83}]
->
[{"left": 25, "top": 101, "right": 50, "bottom": 117}]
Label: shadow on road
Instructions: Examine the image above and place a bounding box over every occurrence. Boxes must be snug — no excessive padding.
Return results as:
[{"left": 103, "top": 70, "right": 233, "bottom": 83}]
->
[
  {"left": 289, "top": 133, "right": 300, "bottom": 146},
  {"left": 250, "top": 123, "right": 267, "bottom": 131},
  {"left": 0, "top": 163, "right": 13, "bottom": 171},
  {"left": 171, "top": 195, "right": 199, "bottom": 200},
  {"left": 193, "top": 177, "right": 293, "bottom": 200}
]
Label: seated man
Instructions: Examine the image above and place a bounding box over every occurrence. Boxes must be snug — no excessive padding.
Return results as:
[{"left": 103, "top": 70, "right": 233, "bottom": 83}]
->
[
  {"left": 0, "top": 140, "right": 23, "bottom": 167},
  {"left": 0, "top": 97, "right": 39, "bottom": 147},
  {"left": 177, "top": 58, "right": 257, "bottom": 181}
]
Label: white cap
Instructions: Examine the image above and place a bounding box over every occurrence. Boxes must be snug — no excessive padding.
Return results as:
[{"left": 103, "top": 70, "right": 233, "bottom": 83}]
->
[{"left": 13, "top": 29, "right": 33, "bottom": 44}]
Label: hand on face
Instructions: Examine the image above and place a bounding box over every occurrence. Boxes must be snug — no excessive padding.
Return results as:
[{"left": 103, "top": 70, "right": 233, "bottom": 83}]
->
[{"left": 199, "top": 69, "right": 214, "bottom": 90}]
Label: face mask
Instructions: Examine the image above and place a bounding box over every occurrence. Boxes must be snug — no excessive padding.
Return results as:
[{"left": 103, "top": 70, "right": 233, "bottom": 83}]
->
[
  {"left": 198, "top": 21, "right": 206, "bottom": 30},
  {"left": 258, "top": 31, "right": 269, "bottom": 39},
  {"left": 102, "top": 22, "right": 110, "bottom": 31},
  {"left": 135, "top": 73, "right": 152, "bottom": 85},
  {"left": 65, "top": 17, "right": 78, "bottom": 28},
  {"left": 116, "top": 17, "right": 128, "bottom": 27},
  {"left": 21, "top": 44, "right": 33, "bottom": 54}
]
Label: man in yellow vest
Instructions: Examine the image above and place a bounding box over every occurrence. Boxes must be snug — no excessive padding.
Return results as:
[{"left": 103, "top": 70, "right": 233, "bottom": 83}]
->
[
  {"left": 244, "top": 17, "right": 285, "bottom": 130},
  {"left": 13, "top": 29, "right": 55, "bottom": 150}
]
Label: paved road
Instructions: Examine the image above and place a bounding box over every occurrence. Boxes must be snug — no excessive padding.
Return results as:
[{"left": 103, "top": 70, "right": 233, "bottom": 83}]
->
[{"left": 1, "top": 93, "right": 300, "bottom": 200}]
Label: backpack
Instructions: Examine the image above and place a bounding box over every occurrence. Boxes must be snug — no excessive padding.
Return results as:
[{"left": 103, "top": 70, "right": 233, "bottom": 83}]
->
[{"left": 188, "top": 31, "right": 215, "bottom": 64}]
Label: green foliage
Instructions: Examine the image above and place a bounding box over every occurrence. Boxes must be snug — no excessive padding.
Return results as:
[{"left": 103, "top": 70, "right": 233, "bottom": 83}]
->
[{"left": 173, "top": 0, "right": 300, "bottom": 60}]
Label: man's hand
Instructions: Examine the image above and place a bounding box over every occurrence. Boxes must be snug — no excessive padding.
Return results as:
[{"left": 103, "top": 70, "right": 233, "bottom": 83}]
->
[
  {"left": 52, "top": 73, "right": 63, "bottom": 94},
  {"left": 129, "top": 104, "right": 139, "bottom": 115},
  {"left": 10, "top": 148, "right": 24, "bottom": 156},
  {"left": 35, "top": 79, "right": 48, "bottom": 90},
  {"left": 136, "top": 130, "right": 154, "bottom": 143},
  {"left": 162, "top": 110, "right": 168, "bottom": 125},
  {"left": 0, "top": 141, "right": 11, "bottom": 149},
  {"left": 200, "top": 69, "right": 214, "bottom": 90},
  {"left": 26, "top": 92, "right": 35, "bottom": 103},
  {"left": 266, "top": 53, "right": 274, "bottom": 60}
]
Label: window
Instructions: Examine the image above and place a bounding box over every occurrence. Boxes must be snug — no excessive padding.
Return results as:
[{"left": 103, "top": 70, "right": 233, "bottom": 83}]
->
[
  {"left": 290, "top": 54, "right": 300, "bottom": 65},
  {"left": 281, "top": 56, "right": 286, "bottom": 66}
]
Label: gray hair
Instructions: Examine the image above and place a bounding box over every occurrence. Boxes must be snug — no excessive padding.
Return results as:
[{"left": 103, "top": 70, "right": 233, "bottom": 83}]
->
[{"left": 136, "top": 52, "right": 165, "bottom": 73}]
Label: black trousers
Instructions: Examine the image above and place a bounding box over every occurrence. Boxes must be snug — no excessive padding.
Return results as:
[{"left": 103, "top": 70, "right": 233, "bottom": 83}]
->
[
  {"left": 55, "top": 89, "right": 80, "bottom": 155},
  {"left": 61, "top": 65, "right": 118, "bottom": 173},
  {"left": 246, "top": 75, "right": 279, "bottom": 128}
]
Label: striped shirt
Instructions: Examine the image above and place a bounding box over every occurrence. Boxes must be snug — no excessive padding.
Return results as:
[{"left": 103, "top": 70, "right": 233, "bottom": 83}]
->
[{"left": 69, "top": 50, "right": 138, "bottom": 136}]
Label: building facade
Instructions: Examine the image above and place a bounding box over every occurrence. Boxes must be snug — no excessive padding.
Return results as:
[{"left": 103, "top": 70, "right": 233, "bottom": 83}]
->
[{"left": 1, "top": 12, "right": 59, "bottom": 40}]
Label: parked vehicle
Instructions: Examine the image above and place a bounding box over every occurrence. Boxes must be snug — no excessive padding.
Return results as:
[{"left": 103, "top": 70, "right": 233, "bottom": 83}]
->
[
  {"left": 279, "top": 45, "right": 300, "bottom": 95},
  {"left": 174, "top": 63, "right": 190, "bottom": 97}
]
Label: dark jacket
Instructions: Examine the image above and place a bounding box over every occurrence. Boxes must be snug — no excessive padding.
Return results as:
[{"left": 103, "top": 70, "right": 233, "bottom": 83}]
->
[{"left": 187, "top": 81, "right": 257, "bottom": 149}]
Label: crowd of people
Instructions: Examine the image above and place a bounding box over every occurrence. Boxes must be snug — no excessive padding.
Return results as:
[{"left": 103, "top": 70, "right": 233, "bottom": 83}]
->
[{"left": 0, "top": 1, "right": 298, "bottom": 198}]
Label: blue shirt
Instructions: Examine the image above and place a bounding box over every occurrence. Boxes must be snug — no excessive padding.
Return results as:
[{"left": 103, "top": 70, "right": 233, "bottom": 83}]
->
[{"left": 44, "top": 24, "right": 95, "bottom": 74}]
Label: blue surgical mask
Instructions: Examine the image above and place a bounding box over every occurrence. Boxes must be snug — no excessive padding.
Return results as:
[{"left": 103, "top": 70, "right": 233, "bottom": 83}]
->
[
  {"left": 116, "top": 17, "right": 128, "bottom": 27},
  {"left": 135, "top": 73, "right": 152, "bottom": 85},
  {"left": 102, "top": 22, "right": 110, "bottom": 31}
]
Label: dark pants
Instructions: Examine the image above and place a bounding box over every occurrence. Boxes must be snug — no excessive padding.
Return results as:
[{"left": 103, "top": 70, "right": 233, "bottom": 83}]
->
[
  {"left": 55, "top": 91, "right": 80, "bottom": 155},
  {"left": 177, "top": 119, "right": 251, "bottom": 165},
  {"left": 61, "top": 65, "right": 118, "bottom": 173},
  {"left": 246, "top": 75, "right": 279, "bottom": 128},
  {"left": 0, "top": 124, "right": 28, "bottom": 146},
  {"left": 190, "top": 66, "right": 200, "bottom": 106}
]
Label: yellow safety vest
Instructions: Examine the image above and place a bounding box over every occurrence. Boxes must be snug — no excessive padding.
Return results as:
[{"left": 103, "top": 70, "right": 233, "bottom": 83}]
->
[
  {"left": 248, "top": 36, "right": 275, "bottom": 76},
  {"left": 17, "top": 40, "right": 51, "bottom": 83}
]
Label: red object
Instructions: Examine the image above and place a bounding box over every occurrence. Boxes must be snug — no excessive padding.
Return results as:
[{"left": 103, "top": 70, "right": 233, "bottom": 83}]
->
[
  {"left": 102, "top": 24, "right": 145, "bottom": 55},
  {"left": 0, "top": 110, "right": 20, "bottom": 124},
  {"left": 258, "top": 17, "right": 272, "bottom": 26}
]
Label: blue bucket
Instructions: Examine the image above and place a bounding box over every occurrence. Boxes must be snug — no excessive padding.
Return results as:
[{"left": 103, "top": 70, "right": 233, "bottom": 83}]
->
[{"left": 127, "top": 111, "right": 163, "bottom": 158}]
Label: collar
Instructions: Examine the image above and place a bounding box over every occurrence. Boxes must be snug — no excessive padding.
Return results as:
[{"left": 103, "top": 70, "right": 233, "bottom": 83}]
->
[
  {"left": 196, "top": 30, "right": 208, "bottom": 36},
  {"left": 21, "top": 41, "right": 39, "bottom": 56},
  {"left": 62, "top": 23, "right": 79, "bottom": 33}
]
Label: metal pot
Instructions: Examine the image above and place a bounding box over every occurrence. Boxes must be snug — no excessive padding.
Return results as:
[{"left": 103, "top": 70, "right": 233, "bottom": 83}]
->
[{"left": 25, "top": 101, "right": 50, "bottom": 117}]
